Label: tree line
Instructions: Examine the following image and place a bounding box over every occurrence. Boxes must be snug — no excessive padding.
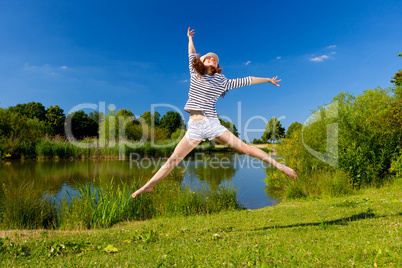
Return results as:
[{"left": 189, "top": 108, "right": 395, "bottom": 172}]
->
[
  {"left": 0, "top": 103, "right": 187, "bottom": 157},
  {"left": 0, "top": 102, "right": 245, "bottom": 158}
]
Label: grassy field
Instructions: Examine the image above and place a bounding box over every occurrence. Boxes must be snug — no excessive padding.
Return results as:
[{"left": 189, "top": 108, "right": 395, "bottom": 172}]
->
[{"left": 1, "top": 178, "right": 401, "bottom": 267}]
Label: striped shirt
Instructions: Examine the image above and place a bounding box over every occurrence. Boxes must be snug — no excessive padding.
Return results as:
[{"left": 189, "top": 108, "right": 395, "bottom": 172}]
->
[{"left": 184, "top": 53, "right": 251, "bottom": 119}]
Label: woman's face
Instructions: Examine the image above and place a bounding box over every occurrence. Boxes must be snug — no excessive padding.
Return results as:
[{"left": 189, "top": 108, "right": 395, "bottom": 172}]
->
[{"left": 203, "top": 56, "right": 219, "bottom": 68}]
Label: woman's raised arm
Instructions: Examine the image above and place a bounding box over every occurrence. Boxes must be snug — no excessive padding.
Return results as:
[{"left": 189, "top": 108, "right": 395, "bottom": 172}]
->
[
  {"left": 188, "top": 27, "right": 196, "bottom": 55},
  {"left": 250, "top": 76, "right": 281, "bottom": 86}
]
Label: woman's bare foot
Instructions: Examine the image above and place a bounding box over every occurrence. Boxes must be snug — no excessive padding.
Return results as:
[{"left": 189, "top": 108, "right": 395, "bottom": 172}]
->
[
  {"left": 131, "top": 186, "right": 153, "bottom": 198},
  {"left": 277, "top": 164, "right": 298, "bottom": 178}
]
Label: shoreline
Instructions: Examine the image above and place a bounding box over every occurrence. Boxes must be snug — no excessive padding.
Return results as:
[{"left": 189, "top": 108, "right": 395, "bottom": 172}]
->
[
  {"left": 1, "top": 178, "right": 400, "bottom": 266},
  {"left": 2, "top": 143, "right": 274, "bottom": 160}
]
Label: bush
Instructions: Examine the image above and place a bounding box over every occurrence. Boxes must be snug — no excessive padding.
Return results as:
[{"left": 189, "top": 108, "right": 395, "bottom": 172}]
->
[
  {"left": 265, "top": 163, "right": 353, "bottom": 201},
  {"left": 0, "top": 109, "right": 48, "bottom": 158},
  {"left": 170, "top": 128, "right": 186, "bottom": 141},
  {"left": 334, "top": 89, "right": 401, "bottom": 186},
  {"left": 266, "top": 87, "right": 401, "bottom": 200},
  {"left": 390, "top": 153, "right": 402, "bottom": 178},
  {"left": 301, "top": 88, "right": 401, "bottom": 187}
]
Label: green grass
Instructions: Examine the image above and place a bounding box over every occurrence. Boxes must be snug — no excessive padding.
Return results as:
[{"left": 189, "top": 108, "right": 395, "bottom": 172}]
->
[
  {"left": 1, "top": 178, "right": 401, "bottom": 267},
  {"left": 59, "top": 179, "right": 242, "bottom": 230},
  {"left": 0, "top": 178, "right": 242, "bottom": 231},
  {"left": 0, "top": 182, "right": 58, "bottom": 230},
  {"left": 265, "top": 168, "right": 355, "bottom": 201},
  {"left": 59, "top": 179, "right": 138, "bottom": 230}
]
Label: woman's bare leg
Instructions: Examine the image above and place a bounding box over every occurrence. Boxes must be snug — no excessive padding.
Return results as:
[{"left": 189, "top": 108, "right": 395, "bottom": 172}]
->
[
  {"left": 131, "top": 136, "right": 202, "bottom": 198},
  {"left": 213, "top": 131, "right": 297, "bottom": 178}
]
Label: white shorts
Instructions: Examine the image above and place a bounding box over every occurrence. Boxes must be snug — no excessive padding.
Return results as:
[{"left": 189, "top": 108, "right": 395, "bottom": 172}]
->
[{"left": 185, "top": 117, "right": 228, "bottom": 141}]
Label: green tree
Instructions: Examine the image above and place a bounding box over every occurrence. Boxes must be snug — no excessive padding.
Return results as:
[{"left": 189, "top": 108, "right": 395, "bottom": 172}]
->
[
  {"left": 126, "top": 124, "right": 144, "bottom": 141},
  {"left": 261, "top": 117, "right": 285, "bottom": 143},
  {"left": 116, "top": 109, "right": 134, "bottom": 118},
  {"left": 252, "top": 138, "right": 264, "bottom": 144},
  {"left": 116, "top": 109, "right": 137, "bottom": 140},
  {"left": 65, "top": 111, "right": 98, "bottom": 139},
  {"left": 8, "top": 102, "right": 47, "bottom": 121},
  {"left": 160, "top": 111, "right": 184, "bottom": 138},
  {"left": 0, "top": 108, "right": 48, "bottom": 157},
  {"left": 283, "top": 86, "right": 402, "bottom": 189},
  {"left": 140, "top": 111, "right": 161, "bottom": 127},
  {"left": 218, "top": 117, "right": 239, "bottom": 137},
  {"left": 89, "top": 111, "right": 105, "bottom": 125},
  {"left": 391, "top": 52, "right": 402, "bottom": 87},
  {"left": 46, "top": 105, "right": 65, "bottom": 136},
  {"left": 100, "top": 109, "right": 141, "bottom": 142},
  {"left": 286, "top": 122, "right": 302, "bottom": 138}
]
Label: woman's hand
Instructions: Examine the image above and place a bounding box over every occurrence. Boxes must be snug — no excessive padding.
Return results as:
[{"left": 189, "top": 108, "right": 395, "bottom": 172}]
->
[
  {"left": 187, "top": 27, "right": 195, "bottom": 38},
  {"left": 188, "top": 27, "right": 196, "bottom": 54},
  {"left": 268, "top": 76, "right": 281, "bottom": 87}
]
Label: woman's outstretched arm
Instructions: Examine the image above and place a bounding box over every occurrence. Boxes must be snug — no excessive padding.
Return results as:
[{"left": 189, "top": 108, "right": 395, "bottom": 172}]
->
[
  {"left": 250, "top": 76, "right": 281, "bottom": 86},
  {"left": 188, "top": 27, "right": 196, "bottom": 55}
]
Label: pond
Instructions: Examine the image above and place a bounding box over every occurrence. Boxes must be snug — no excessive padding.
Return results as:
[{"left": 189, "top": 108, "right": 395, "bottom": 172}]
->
[{"left": 0, "top": 153, "right": 277, "bottom": 209}]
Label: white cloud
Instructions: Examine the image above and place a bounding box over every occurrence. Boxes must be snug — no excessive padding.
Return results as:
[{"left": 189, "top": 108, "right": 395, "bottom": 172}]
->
[
  {"left": 179, "top": 79, "right": 189, "bottom": 83},
  {"left": 310, "top": 56, "right": 326, "bottom": 62},
  {"left": 60, "top": 66, "right": 68, "bottom": 69},
  {"left": 309, "top": 52, "right": 335, "bottom": 62},
  {"left": 309, "top": 45, "right": 337, "bottom": 61},
  {"left": 276, "top": 56, "right": 281, "bottom": 60},
  {"left": 245, "top": 61, "right": 251, "bottom": 66}
]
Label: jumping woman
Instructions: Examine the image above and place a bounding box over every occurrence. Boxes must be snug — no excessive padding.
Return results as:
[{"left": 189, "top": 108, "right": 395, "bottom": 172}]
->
[{"left": 132, "top": 27, "right": 297, "bottom": 198}]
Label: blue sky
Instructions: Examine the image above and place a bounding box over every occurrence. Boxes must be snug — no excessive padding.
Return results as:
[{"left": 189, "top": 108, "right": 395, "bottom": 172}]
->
[{"left": 1, "top": 0, "right": 401, "bottom": 141}]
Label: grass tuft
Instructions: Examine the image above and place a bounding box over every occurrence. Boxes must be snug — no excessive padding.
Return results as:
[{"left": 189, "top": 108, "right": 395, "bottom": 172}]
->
[{"left": 0, "top": 182, "right": 58, "bottom": 230}]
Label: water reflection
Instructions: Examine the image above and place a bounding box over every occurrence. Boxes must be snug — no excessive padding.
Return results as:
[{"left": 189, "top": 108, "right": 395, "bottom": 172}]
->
[
  {"left": 186, "top": 154, "right": 237, "bottom": 191},
  {"left": 0, "top": 153, "right": 276, "bottom": 209}
]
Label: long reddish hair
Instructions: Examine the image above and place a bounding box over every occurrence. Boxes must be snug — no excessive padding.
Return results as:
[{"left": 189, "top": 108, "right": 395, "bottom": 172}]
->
[{"left": 192, "top": 56, "right": 223, "bottom": 76}]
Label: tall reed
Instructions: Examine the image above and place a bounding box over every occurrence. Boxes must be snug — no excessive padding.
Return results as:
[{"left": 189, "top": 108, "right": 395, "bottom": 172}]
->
[
  {"left": 140, "top": 181, "right": 242, "bottom": 218},
  {"left": 0, "top": 177, "right": 242, "bottom": 230},
  {"left": 59, "top": 178, "right": 243, "bottom": 229},
  {"left": 0, "top": 182, "right": 58, "bottom": 229},
  {"left": 59, "top": 179, "right": 137, "bottom": 229}
]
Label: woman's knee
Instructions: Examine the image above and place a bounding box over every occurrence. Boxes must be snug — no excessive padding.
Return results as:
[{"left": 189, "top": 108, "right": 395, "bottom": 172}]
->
[{"left": 163, "top": 153, "right": 184, "bottom": 169}]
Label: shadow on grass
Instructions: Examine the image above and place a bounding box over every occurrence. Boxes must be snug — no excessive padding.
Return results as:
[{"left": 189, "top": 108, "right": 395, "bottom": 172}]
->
[
  {"left": 255, "top": 211, "right": 402, "bottom": 231},
  {"left": 255, "top": 211, "right": 382, "bottom": 231}
]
